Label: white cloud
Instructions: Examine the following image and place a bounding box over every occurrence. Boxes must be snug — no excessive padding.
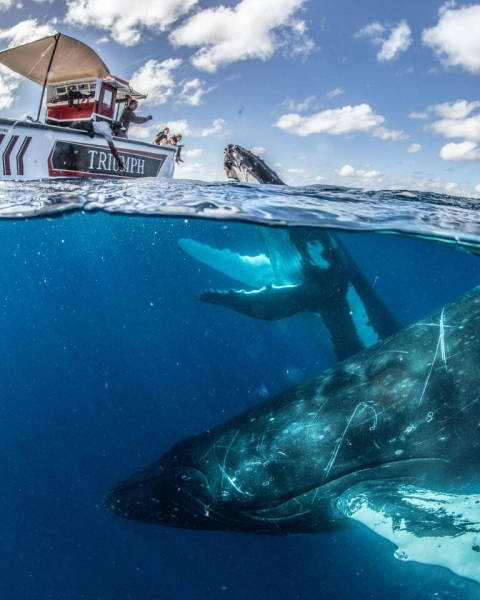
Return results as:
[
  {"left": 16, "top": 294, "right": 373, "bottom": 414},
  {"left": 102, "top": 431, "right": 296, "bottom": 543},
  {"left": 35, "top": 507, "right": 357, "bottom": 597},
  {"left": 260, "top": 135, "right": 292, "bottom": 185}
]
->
[
  {"left": 194, "top": 118, "right": 229, "bottom": 137},
  {"left": 175, "top": 161, "right": 206, "bottom": 176},
  {"left": 158, "top": 118, "right": 229, "bottom": 138},
  {"left": 176, "top": 78, "right": 215, "bottom": 106},
  {"left": 440, "top": 141, "right": 480, "bottom": 162},
  {"left": 184, "top": 148, "right": 202, "bottom": 157},
  {"left": 338, "top": 164, "right": 381, "bottom": 179},
  {"left": 0, "top": 63, "right": 20, "bottom": 109},
  {"left": 426, "top": 115, "right": 480, "bottom": 142},
  {"left": 406, "top": 143, "right": 421, "bottom": 153},
  {"left": 356, "top": 19, "right": 412, "bottom": 61},
  {"left": 326, "top": 87, "right": 343, "bottom": 99},
  {"left": 274, "top": 103, "right": 404, "bottom": 140},
  {"left": 169, "top": 0, "right": 313, "bottom": 72},
  {"left": 0, "top": 18, "right": 57, "bottom": 47},
  {"left": 250, "top": 146, "right": 266, "bottom": 155},
  {"left": 65, "top": 0, "right": 199, "bottom": 46},
  {"left": 356, "top": 22, "right": 385, "bottom": 38},
  {"left": 422, "top": 4, "right": 480, "bottom": 74},
  {"left": 0, "top": 0, "right": 15, "bottom": 10},
  {"left": 281, "top": 95, "right": 316, "bottom": 112},
  {"left": 425, "top": 100, "right": 480, "bottom": 158},
  {"left": 129, "top": 58, "right": 182, "bottom": 106},
  {"left": 378, "top": 21, "right": 412, "bottom": 61},
  {"left": 409, "top": 111, "right": 429, "bottom": 120},
  {"left": 286, "top": 167, "right": 306, "bottom": 173},
  {"left": 428, "top": 99, "right": 480, "bottom": 120},
  {"left": 476, "top": 184, "right": 480, "bottom": 193},
  {"left": 371, "top": 126, "right": 407, "bottom": 140},
  {"left": 128, "top": 124, "right": 153, "bottom": 140},
  {"left": 164, "top": 119, "right": 190, "bottom": 135}
]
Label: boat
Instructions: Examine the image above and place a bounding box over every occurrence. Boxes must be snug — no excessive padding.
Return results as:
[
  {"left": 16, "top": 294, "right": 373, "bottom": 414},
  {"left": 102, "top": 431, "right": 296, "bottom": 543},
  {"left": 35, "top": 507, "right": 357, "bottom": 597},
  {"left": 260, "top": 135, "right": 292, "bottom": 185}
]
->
[{"left": 0, "top": 33, "right": 176, "bottom": 180}]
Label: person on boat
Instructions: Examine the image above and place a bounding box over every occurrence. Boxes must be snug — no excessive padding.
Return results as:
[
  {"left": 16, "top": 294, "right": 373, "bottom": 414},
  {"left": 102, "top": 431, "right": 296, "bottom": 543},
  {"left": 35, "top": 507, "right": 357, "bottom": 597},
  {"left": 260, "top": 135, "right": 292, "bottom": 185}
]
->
[
  {"left": 119, "top": 99, "right": 152, "bottom": 138},
  {"left": 168, "top": 134, "right": 184, "bottom": 163},
  {"left": 72, "top": 120, "right": 125, "bottom": 170},
  {"left": 153, "top": 127, "right": 170, "bottom": 145},
  {"left": 93, "top": 120, "right": 125, "bottom": 170}
]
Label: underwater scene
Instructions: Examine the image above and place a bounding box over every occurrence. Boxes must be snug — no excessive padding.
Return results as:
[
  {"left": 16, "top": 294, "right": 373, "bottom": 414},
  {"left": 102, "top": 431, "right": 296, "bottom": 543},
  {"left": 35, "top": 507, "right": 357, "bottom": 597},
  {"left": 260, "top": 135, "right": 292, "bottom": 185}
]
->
[{"left": 1, "top": 177, "right": 480, "bottom": 600}]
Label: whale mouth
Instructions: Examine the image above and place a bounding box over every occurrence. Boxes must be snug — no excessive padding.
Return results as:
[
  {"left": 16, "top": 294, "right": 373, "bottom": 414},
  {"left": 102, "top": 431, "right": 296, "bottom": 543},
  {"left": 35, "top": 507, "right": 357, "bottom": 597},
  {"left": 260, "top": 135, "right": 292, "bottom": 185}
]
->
[{"left": 104, "top": 465, "right": 230, "bottom": 528}]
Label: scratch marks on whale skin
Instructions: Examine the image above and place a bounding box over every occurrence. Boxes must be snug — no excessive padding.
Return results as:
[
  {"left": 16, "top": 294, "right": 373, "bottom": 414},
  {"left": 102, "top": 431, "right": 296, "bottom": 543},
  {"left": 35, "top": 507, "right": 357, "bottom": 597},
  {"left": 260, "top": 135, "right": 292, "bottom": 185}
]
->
[
  {"left": 204, "top": 431, "right": 251, "bottom": 498},
  {"left": 324, "top": 402, "right": 379, "bottom": 480}
]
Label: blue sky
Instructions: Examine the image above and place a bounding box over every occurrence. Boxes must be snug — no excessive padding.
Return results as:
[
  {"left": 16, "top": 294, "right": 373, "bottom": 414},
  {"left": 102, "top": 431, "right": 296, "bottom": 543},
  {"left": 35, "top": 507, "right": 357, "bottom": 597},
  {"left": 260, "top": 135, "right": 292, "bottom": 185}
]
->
[{"left": 1, "top": 0, "right": 480, "bottom": 195}]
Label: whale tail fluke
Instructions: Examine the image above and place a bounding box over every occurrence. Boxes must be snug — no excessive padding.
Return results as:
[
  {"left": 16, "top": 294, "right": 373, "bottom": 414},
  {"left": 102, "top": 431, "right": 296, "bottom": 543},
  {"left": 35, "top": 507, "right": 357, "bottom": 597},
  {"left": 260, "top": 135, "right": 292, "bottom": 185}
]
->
[{"left": 338, "top": 481, "right": 480, "bottom": 585}]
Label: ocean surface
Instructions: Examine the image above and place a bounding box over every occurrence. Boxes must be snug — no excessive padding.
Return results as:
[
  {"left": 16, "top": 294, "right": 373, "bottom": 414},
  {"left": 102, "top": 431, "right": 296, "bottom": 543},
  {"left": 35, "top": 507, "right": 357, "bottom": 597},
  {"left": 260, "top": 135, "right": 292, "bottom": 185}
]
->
[{"left": 0, "top": 177, "right": 479, "bottom": 600}]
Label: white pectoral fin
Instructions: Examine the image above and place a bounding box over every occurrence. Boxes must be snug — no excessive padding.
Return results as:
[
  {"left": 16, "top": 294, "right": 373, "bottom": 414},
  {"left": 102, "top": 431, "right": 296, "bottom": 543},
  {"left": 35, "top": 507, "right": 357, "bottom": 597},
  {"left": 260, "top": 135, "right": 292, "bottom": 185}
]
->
[
  {"left": 178, "top": 239, "right": 274, "bottom": 287},
  {"left": 338, "top": 481, "right": 480, "bottom": 584}
]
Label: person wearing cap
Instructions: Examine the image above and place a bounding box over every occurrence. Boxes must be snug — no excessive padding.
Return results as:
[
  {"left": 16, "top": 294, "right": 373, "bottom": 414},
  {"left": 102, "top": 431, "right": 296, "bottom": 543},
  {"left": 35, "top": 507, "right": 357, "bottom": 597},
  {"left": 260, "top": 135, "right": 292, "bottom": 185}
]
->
[{"left": 119, "top": 99, "right": 152, "bottom": 138}]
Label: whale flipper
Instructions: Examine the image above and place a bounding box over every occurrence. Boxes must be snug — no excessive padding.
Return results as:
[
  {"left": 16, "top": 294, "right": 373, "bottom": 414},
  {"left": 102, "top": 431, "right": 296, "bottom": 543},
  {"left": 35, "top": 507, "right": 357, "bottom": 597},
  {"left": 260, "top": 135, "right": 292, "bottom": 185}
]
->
[
  {"left": 338, "top": 481, "right": 480, "bottom": 584},
  {"left": 200, "top": 285, "right": 304, "bottom": 321},
  {"left": 177, "top": 145, "right": 400, "bottom": 363},
  {"left": 201, "top": 283, "right": 368, "bottom": 359},
  {"left": 178, "top": 238, "right": 274, "bottom": 288}
]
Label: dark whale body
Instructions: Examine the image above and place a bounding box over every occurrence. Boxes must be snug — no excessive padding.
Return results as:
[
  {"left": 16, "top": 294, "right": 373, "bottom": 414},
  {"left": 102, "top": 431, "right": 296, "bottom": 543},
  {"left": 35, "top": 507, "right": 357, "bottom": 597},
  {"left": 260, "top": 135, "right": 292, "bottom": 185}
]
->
[
  {"left": 178, "top": 145, "right": 400, "bottom": 362},
  {"left": 106, "top": 288, "right": 480, "bottom": 584}
]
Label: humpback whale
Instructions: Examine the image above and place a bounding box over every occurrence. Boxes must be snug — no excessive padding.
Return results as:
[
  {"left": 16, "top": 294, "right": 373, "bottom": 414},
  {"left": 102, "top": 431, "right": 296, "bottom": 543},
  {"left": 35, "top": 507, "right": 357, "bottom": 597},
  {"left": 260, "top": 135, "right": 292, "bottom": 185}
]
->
[
  {"left": 178, "top": 145, "right": 399, "bottom": 361},
  {"left": 105, "top": 287, "right": 480, "bottom": 585}
]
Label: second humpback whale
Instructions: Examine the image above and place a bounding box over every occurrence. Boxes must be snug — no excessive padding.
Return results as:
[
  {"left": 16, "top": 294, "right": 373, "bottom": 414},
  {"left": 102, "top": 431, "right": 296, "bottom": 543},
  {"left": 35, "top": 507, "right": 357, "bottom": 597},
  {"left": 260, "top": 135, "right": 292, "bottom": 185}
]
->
[
  {"left": 105, "top": 287, "right": 480, "bottom": 585},
  {"left": 178, "top": 145, "right": 399, "bottom": 361}
]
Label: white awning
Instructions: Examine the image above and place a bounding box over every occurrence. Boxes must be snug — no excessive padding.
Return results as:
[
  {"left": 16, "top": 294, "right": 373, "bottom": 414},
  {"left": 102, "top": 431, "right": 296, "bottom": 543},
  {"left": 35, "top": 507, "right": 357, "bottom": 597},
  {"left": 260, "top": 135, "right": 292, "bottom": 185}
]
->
[{"left": 0, "top": 33, "right": 111, "bottom": 85}]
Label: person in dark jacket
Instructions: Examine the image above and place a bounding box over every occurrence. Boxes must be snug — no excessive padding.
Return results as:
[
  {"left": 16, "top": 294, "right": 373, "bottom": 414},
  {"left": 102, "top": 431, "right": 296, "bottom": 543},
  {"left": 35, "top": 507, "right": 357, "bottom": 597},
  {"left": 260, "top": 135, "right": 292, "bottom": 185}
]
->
[{"left": 119, "top": 99, "right": 152, "bottom": 138}]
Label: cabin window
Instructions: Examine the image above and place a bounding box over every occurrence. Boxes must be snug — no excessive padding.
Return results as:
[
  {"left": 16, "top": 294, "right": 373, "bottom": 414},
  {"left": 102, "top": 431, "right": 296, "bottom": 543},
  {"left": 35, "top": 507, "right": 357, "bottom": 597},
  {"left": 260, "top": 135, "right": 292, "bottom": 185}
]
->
[{"left": 102, "top": 89, "right": 113, "bottom": 108}]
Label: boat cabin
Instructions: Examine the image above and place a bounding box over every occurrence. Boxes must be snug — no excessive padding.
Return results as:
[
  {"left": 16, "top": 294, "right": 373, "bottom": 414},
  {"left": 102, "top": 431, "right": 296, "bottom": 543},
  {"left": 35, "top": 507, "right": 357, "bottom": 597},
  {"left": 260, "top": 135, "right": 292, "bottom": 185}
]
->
[
  {"left": 0, "top": 33, "right": 146, "bottom": 127},
  {"left": 45, "top": 75, "right": 143, "bottom": 127}
]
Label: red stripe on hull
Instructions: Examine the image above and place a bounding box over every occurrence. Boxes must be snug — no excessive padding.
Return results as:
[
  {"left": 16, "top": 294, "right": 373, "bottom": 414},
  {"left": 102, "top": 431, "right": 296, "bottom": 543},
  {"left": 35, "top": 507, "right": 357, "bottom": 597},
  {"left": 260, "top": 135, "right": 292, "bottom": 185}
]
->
[
  {"left": 16, "top": 136, "right": 32, "bottom": 176},
  {"left": 3, "top": 136, "right": 19, "bottom": 176}
]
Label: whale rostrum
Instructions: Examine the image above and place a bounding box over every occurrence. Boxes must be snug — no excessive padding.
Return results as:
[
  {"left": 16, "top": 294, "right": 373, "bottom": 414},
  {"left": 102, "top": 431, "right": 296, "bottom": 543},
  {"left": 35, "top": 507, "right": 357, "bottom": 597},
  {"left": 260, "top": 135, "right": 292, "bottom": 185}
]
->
[{"left": 105, "top": 286, "right": 480, "bottom": 585}]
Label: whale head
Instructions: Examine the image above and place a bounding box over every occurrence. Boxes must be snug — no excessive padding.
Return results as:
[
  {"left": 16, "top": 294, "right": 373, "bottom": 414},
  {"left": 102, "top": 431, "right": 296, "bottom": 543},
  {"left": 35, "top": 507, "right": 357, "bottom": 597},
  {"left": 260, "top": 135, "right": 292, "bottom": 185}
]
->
[{"left": 224, "top": 144, "right": 284, "bottom": 185}]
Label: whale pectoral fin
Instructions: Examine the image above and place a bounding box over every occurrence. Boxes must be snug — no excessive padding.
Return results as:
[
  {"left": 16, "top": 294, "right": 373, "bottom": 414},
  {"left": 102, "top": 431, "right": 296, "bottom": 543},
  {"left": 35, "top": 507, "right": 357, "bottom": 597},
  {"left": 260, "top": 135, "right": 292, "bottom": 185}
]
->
[
  {"left": 200, "top": 285, "right": 306, "bottom": 321},
  {"left": 338, "top": 481, "right": 480, "bottom": 585},
  {"left": 177, "top": 238, "right": 275, "bottom": 287}
]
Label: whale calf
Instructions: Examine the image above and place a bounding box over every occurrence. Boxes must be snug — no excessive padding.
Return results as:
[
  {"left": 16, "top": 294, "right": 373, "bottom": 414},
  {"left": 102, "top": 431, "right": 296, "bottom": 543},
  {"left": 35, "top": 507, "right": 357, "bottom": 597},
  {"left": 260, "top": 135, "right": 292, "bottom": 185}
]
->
[
  {"left": 105, "top": 287, "right": 480, "bottom": 585},
  {"left": 178, "top": 145, "right": 399, "bottom": 361}
]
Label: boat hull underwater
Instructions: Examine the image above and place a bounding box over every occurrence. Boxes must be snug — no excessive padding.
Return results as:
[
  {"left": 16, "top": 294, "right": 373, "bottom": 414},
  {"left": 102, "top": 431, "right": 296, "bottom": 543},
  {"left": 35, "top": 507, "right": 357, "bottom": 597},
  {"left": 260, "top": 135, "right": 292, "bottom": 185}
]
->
[
  {"left": 0, "top": 118, "right": 176, "bottom": 180},
  {"left": 105, "top": 286, "right": 480, "bottom": 585}
]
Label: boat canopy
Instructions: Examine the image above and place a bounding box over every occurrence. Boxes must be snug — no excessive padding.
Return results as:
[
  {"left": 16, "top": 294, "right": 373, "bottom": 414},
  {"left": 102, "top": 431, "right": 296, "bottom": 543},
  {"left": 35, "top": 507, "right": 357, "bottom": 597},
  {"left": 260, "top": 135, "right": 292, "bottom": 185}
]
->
[{"left": 0, "top": 32, "right": 146, "bottom": 98}]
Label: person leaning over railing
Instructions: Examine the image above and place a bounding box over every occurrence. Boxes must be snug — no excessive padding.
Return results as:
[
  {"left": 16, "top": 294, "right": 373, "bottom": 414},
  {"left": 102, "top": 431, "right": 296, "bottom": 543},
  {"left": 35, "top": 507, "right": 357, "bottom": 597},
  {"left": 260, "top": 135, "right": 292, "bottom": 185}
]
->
[
  {"left": 153, "top": 126, "right": 170, "bottom": 145},
  {"left": 119, "top": 99, "right": 152, "bottom": 138},
  {"left": 167, "top": 133, "right": 184, "bottom": 163}
]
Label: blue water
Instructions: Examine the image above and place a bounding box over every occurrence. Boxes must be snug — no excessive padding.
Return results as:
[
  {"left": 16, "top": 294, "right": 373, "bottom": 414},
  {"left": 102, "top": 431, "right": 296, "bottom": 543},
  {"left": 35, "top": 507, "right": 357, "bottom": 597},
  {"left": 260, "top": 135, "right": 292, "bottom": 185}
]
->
[{"left": 0, "top": 179, "right": 479, "bottom": 599}]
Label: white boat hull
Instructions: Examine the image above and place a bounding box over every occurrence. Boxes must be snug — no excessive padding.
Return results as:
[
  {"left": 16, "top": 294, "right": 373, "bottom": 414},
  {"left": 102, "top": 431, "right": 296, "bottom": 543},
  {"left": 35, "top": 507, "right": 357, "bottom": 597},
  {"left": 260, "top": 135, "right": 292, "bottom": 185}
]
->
[{"left": 0, "top": 119, "right": 176, "bottom": 180}]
